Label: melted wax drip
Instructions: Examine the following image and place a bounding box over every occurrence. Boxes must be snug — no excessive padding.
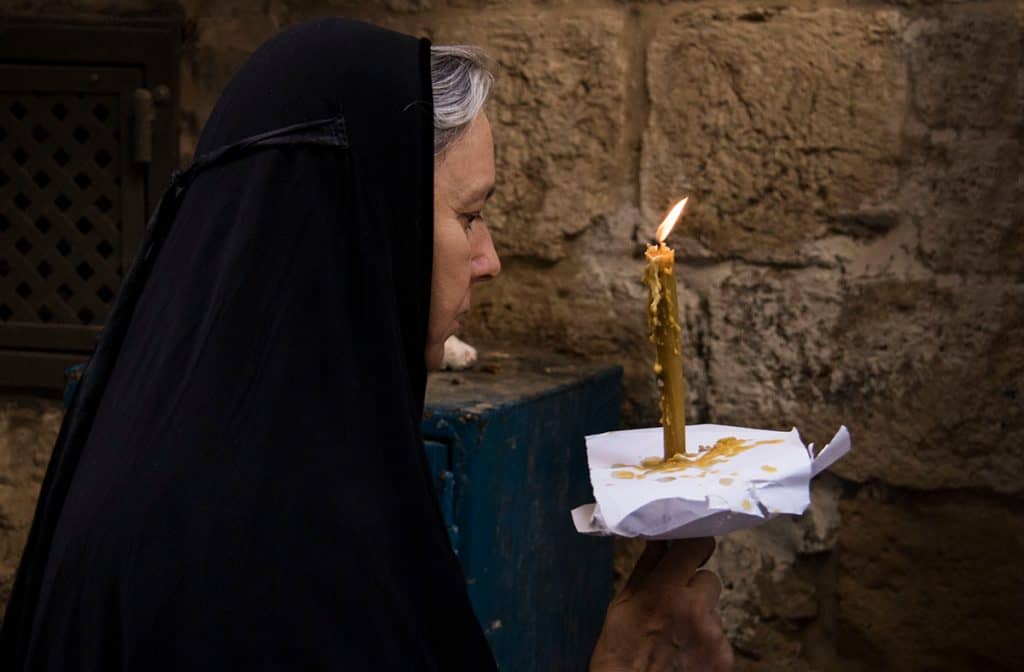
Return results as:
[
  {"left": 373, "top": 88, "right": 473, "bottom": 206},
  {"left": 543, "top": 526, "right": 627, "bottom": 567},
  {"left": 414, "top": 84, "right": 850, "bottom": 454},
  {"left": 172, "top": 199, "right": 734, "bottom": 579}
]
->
[{"left": 611, "top": 437, "right": 784, "bottom": 480}]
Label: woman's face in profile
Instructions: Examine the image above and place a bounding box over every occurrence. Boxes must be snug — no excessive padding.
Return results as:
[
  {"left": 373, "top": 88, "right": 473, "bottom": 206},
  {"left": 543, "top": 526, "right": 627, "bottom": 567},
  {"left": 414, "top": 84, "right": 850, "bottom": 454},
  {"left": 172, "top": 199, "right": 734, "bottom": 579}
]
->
[{"left": 427, "top": 113, "right": 501, "bottom": 369}]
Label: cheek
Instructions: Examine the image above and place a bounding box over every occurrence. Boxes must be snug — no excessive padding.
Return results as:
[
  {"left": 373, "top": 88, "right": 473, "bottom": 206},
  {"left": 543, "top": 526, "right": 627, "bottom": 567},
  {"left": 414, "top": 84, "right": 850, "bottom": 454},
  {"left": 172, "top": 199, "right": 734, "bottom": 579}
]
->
[
  {"left": 436, "top": 221, "right": 472, "bottom": 282},
  {"left": 429, "top": 223, "right": 472, "bottom": 332},
  {"left": 436, "top": 239, "right": 471, "bottom": 301}
]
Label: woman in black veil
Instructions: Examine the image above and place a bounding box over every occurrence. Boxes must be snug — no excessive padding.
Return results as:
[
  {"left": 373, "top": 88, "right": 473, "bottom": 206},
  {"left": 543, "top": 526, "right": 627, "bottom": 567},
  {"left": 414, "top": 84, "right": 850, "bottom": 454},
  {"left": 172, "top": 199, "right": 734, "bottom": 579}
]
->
[{"left": 1, "top": 19, "right": 731, "bottom": 671}]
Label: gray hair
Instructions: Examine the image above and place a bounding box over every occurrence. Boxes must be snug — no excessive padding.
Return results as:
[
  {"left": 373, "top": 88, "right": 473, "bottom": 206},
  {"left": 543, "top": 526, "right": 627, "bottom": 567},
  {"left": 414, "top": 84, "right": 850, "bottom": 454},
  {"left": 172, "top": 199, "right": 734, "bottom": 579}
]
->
[{"left": 430, "top": 45, "right": 494, "bottom": 157}]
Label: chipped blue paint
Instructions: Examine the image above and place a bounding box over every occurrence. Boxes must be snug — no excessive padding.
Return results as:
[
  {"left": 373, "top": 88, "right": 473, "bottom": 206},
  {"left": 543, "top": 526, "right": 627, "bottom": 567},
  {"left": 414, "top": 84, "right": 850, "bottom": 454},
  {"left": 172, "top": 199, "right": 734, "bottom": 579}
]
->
[
  {"left": 422, "top": 357, "right": 621, "bottom": 672},
  {"left": 423, "top": 439, "right": 459, "bottom": 551}
]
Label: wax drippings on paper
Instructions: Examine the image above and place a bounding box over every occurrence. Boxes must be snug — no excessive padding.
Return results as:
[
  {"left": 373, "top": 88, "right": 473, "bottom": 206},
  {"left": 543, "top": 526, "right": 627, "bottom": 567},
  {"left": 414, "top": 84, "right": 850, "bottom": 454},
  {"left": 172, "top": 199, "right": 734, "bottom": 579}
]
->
[
  {"left": 760, "top": 465, "right": 778, "bottom": 473},
  {"left": 741, "top": 499, "right": 753, "bottom": 511},
  {"left": 719, "top": 478, "right": 734, "bottom": 486},
  {"left": 611, "top": 437, "right": 785, "bottom": 480}
]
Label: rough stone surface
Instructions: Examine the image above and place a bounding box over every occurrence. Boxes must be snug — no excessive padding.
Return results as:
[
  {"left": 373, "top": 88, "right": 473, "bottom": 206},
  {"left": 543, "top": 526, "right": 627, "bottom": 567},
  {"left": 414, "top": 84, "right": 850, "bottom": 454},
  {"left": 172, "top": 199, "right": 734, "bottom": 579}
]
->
[
  {"left": 179, "top": 12, "right": 281, "bottom": 162},
  {"left": 909, "top": 126, "right": 1022, "bottom": 276},
  {"left": 901, "top": 9, "right": 1023, "bottom": 277},
  {"left": 831, "top": 277, "right": 1024, "bottom": 492},
  {"left": 906, "top": 9, "right": 1019, "bottom": 130},
  {"left": 708, "top": 266, "right": 1024, "bottom": 494},
  {"left": 0, "top": 399, "right": 62, "bottom": 607},
  {"left": 385, "top": 10, "right": 631, "bottom": 262},
  {"left": 1, "top": 2, "right": 1021, "bottom": 671},
  {"left": 837, "top": 488, "right": 1024, "bottom": 670},
  {"left": 642, "top": 8, "right": 907, "bottom": 264},
  {"left": 711, "top": 476, "right": 845, "bottom": 671}
]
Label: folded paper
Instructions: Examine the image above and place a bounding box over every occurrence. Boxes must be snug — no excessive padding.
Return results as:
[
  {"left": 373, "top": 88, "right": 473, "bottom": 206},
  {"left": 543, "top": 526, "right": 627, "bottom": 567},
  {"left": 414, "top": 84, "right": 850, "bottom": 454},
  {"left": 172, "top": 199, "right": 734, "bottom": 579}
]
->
[{"left": 571, "top": 424, "right": 851, "bottom": 539}]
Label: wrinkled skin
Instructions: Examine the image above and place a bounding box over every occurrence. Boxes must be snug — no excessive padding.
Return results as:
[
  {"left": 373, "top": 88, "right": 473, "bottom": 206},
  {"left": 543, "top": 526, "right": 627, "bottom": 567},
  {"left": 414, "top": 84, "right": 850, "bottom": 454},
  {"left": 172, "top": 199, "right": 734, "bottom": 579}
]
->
[
  {"left": 427, "top": 113, "right": 500, "bottom": 370},
  {"left": 591, "top": 539, "right": 734, "bottom": 672}
]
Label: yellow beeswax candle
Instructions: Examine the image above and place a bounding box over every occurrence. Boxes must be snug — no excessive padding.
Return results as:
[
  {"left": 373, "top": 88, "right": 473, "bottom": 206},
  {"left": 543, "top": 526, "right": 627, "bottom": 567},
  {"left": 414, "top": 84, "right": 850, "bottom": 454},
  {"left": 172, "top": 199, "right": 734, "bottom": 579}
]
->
[{"left": 643, "top": 197, "right": 689, "bottom": 458}]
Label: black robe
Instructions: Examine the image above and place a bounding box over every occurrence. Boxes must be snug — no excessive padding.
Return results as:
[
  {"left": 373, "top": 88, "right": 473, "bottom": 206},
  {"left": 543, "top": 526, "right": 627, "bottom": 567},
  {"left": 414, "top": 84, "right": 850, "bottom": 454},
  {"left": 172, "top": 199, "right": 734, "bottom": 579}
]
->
[{"left": 1, "top": 19, "right": 497, "bottom": 671}]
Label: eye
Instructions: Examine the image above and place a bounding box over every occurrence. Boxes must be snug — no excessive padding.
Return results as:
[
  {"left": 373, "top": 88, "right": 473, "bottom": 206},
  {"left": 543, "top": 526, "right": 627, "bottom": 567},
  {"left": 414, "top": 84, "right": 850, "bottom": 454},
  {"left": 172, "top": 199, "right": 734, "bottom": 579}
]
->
[{"left": 460, "top": 212, "right": 482, "bottom": 233}]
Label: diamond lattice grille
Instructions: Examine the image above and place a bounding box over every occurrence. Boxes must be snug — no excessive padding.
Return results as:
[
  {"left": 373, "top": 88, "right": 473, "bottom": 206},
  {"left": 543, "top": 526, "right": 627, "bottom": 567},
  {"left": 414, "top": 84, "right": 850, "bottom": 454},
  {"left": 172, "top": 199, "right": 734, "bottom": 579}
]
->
[{"left": 0, "top": 92, "right": 123, "bottom": 327}]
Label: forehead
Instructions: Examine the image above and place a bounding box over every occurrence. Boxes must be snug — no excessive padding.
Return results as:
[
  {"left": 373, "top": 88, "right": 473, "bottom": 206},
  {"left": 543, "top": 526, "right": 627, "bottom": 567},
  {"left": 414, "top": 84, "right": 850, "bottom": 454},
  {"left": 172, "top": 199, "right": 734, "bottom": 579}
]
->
[{"left": 438, "top": 114, "right": 495, "bottom": 201}]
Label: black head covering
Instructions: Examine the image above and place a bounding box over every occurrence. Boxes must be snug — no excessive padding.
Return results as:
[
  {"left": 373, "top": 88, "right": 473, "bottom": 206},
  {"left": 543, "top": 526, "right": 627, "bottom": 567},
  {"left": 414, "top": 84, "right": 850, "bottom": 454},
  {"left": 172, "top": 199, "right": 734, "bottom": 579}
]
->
[{"left": 1, "top": 19, "right": 496, "bottom": 670}]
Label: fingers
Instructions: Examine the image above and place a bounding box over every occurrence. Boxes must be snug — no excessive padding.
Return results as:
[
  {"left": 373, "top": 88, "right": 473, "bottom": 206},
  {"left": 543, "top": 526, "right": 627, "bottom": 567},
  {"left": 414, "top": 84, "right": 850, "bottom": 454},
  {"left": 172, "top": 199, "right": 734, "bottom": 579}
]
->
[
  {"left": 687, "top": 568, "right": 723, "bottom": 610},
  {"left": 649, "top": 537, "right": 716, "bottom": 588},
  {"left": 623, "top": 540, "right": 667, "bottom": 593},
  {"left": 681, "top": 570, "right": 723, "bottom": 649},
  {"left": 688, "top": 600, "right": 733, "bottom": 671},
  {"left": 716, "top": 637, "right": 735, "bottom": 671},
  {"left": 702, "top": 611, "right": 734, "bottom": 672},
  {"left": 638, "top": 540, "right": 669, "bottom": 575}
]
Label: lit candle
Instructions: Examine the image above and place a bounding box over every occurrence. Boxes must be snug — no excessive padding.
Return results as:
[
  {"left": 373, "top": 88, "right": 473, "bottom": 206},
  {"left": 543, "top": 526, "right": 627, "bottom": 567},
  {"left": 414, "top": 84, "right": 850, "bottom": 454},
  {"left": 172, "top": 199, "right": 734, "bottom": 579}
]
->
[{"left": 643, "top": 197, "right": 689, "bottom": 458}]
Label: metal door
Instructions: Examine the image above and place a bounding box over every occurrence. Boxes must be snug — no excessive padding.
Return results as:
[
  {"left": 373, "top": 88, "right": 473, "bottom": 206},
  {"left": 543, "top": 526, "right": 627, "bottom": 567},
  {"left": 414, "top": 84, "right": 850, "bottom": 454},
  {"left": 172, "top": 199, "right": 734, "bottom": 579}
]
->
[
  {"left": 0, "top": 16, "right": 179, "bottom": 392},
  {"left": 0, "top": 65, "right": 145, "bottom": 378}
]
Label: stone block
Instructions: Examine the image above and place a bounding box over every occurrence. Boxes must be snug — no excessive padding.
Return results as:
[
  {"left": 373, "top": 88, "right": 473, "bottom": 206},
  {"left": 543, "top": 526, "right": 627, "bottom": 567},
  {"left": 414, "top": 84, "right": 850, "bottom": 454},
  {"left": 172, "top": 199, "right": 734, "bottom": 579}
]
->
[
  {"left": 794, "top": 473, "right": 843, "bottom": 555},
  {"left": 837, "top": 490, "right": 1024, "bottom": 670},
  {"left": 908, "top": 126, "right": 1022, "bottom": 276},
  {"left": 178, "top": 0, "right": 280, "bottom": 17},
  {"left": 905, "top": 9, "right": 1020, "bottom": 130},
  {"left": 279, "top": 0, "right": 431, "bottom": 16},
  {"left": 705, "top": 265, "right": 845, "bottom": 434},
  {"left": 831, "top": 278, "right": 1024, "bottom": 493},
  {"left": 383, "top": 11, "right": 630, "bottom": 262},
  {"left": 708, "top": 266, "right": 1024, "bottom": 494},
  {"left": 180, "top": 14, "right": 281, "bottom": 162},
  {"left": 3, "top": 0, "right": 180, "bottom": 14},
  {"left": 0, "top": 399, "right": 63, "bottom": 610},
  {"left": 898, "top": 6, "right": 1023, "bottom": 276},
  {"left": 710, "top": 487, "right": 842, "bottom": 670},
  {"left": 642, "top": 8, "right": 907, "bottom": 263}
]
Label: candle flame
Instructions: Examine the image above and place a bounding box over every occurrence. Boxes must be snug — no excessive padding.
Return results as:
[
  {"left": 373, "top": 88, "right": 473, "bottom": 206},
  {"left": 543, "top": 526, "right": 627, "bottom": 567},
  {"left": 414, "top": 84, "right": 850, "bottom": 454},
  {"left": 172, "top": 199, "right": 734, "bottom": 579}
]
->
[{"left": 656, "top": 197, "right": 688, "bottom": 243}]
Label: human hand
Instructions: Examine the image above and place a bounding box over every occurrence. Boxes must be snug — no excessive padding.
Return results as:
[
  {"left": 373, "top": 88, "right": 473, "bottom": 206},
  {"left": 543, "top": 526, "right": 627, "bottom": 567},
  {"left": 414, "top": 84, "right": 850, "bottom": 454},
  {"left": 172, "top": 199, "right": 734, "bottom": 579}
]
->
[{"left": 590, "top": 538, "right": 733, "bottom": 672}]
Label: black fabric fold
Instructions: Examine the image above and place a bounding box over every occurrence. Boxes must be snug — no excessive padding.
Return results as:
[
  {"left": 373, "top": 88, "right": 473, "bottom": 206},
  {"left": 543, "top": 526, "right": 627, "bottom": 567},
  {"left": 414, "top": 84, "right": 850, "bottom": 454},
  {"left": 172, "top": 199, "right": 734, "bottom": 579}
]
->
[{"left": 1, "top": 19, "right": 496, "bottom": 671}]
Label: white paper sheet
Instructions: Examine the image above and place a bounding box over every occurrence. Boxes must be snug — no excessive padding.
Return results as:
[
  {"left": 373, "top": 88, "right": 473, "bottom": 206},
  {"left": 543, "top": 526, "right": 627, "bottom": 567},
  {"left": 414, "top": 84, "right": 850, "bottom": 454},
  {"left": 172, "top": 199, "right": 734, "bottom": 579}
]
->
[{"left": 572, "top": 424, "right": 851, "bottom": 539}]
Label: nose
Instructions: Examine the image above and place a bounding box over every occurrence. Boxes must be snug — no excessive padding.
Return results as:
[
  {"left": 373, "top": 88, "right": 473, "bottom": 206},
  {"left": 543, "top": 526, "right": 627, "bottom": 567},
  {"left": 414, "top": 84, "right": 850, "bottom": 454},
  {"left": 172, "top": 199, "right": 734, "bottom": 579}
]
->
[{"left": 471, "top": 223, "right": 501, "bottom": 282}]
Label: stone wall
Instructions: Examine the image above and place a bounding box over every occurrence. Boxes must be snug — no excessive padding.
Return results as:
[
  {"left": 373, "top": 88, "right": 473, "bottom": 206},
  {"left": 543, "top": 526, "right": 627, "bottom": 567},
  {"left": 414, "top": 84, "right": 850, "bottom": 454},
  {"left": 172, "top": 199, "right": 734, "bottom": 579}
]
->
[{"left": 2, "top": 1, "right": 1021, "bottom": 669}]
